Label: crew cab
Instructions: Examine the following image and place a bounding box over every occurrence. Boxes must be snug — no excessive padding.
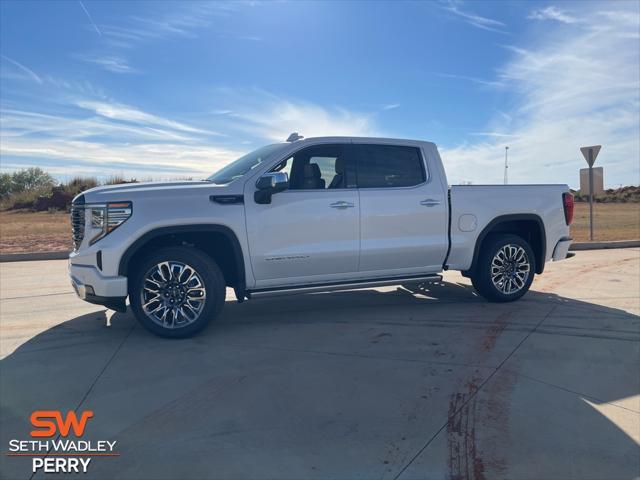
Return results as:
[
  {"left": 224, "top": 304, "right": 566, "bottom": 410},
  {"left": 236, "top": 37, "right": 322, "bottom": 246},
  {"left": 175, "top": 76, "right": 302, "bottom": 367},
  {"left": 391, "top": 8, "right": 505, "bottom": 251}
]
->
[{"left": 69, "top": 136, "right": 574, "bottom": 337}]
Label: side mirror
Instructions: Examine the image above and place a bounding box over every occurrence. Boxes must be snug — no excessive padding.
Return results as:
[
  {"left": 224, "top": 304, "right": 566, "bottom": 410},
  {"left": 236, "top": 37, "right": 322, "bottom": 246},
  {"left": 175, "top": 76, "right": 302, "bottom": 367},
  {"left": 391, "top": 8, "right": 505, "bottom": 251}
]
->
[{"left": 254, "top": 172, "right": 289, "bottom": 204}]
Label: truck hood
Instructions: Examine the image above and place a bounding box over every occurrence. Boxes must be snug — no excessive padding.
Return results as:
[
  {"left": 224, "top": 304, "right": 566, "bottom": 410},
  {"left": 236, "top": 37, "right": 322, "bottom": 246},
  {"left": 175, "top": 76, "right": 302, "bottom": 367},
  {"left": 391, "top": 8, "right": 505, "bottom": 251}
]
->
[{"left": 77, "top": 180, "right": 231, "bottom": 203}]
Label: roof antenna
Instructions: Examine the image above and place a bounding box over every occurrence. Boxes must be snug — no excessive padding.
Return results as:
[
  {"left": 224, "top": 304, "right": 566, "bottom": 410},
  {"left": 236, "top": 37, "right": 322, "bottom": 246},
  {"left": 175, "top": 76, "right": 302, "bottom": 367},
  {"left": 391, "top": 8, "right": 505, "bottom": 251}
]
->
[{"left": 286, "top": 132, "right": 303, "bottom": 142}]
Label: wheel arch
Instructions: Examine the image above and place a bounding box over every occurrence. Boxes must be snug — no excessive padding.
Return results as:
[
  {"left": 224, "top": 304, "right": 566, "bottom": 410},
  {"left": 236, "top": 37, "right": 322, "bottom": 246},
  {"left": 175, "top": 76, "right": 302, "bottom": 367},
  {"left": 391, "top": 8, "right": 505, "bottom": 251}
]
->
[
  {"left": 467, "top": 214, "right": 546, "bottom": 276},
  {"left": 118, "top": 224, "right": 246, "bottom": 294}
]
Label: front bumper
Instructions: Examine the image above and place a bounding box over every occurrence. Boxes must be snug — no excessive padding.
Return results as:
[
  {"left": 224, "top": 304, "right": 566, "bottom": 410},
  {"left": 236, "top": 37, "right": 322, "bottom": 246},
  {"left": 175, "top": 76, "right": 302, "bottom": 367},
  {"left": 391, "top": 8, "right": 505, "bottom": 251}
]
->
[
  {"left": 69, "top": 262, "right": 128, "bottom": 312},
  {"left": 552, "top": 237, "right": 574, "bottom": 261}
]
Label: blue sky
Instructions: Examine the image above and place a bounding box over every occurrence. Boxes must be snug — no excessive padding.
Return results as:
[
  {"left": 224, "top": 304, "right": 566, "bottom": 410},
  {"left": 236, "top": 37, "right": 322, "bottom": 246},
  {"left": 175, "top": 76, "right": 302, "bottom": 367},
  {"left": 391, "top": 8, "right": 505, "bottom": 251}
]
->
[{"left": 1, "top": 0, "right": 638, "bottom": 187}]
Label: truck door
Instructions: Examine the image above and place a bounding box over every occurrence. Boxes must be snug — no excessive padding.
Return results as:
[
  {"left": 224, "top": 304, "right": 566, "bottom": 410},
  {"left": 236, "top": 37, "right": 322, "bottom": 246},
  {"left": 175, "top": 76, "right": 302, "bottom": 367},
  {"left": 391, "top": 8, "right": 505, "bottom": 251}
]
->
[
  {"left": 354, "top": 142, "right": 448, "bottom": 274},
  {"left": 245, "top": 143, "right": 360, "bottom": 287}
]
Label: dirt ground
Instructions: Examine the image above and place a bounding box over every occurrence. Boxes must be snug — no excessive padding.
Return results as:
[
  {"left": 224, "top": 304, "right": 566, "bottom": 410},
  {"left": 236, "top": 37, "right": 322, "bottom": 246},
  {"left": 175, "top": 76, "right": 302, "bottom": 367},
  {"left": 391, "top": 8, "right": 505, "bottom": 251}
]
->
[
  {"left": 0, "top": 203, "right": 638, "bottom": 254},
  {"left": 0, "top": 211, "right": 71, "bottom": 253}
]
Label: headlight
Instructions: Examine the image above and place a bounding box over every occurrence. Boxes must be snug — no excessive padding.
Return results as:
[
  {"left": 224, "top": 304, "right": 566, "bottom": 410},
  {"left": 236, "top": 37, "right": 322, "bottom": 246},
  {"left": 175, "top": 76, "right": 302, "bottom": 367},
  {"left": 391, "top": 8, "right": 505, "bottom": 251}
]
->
[
  {"left": 91, "top": 208, "right": 105, "bottom": 229},
  {"left": 88, "top": 201, "right": 132, "bottom": 244}
]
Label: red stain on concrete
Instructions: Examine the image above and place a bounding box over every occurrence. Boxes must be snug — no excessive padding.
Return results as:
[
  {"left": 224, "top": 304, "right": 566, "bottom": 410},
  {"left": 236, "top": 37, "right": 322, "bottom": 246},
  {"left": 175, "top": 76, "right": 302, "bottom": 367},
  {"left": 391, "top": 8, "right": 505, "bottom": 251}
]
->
[
  {"left": 446, "top": 311, "right": 515, "bottom": 479},
  {"left": 482, "top": 312, "right": 512, "bottom": 352}
]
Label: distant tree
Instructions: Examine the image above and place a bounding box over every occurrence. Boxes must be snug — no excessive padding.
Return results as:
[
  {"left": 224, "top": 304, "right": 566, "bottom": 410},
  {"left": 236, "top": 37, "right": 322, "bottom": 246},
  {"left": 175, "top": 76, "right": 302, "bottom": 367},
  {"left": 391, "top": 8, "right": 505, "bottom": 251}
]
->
[
  {"left": 10, "top": 167, "right": 56, "bottom": 193},
  {"left": 0, "top": 173, "right": 11, "bottom": 197}
]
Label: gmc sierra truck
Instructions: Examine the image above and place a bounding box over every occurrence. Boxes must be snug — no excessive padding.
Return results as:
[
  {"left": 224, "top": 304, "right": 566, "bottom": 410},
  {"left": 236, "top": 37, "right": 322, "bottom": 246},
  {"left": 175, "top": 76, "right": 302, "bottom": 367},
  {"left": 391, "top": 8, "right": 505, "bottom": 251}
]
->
[{"left": 69, "top": 135, "right": 574, "bottom": 337}]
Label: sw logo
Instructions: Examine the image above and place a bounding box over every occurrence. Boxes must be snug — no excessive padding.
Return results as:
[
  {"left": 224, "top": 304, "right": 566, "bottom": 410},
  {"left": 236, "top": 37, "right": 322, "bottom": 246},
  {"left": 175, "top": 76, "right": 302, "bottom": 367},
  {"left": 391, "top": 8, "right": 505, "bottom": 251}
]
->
[
  {"left": 30, "top": 410, "right": 94, "bottom": 437},
  {"left": 6, "top": 410, "right": 118, "bottom": 474}
]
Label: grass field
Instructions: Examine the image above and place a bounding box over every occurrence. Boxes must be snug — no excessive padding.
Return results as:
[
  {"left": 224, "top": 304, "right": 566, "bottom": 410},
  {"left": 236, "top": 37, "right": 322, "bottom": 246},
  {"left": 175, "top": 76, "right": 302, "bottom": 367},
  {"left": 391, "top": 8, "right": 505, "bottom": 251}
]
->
[
  {"left": 571, "top": 202, "right": 640, "bottom": 242},
  {"left": 0, "top": 203, "right": 639, "bottom": 254}
]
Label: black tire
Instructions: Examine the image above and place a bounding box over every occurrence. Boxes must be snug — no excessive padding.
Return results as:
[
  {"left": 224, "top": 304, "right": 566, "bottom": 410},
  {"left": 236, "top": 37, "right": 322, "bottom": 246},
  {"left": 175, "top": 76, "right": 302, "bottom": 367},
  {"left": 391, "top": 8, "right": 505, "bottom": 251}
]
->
[
  {"left": 470, "top": 234, "right": 535, "bottom": 303},
  {"left": 130, "top": 246, "right": 225, "bottom": 338}
]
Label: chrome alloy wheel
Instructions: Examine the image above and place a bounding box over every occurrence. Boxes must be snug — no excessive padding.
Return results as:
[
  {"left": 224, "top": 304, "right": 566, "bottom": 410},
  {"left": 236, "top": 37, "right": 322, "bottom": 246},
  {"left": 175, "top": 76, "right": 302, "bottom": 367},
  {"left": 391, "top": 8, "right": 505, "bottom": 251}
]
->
[
  {"left": 490, "top": 244, "right": 530, "bottom": 295},
  {"left": 141, "top": 261, "right": 207, "bottom": 328}
]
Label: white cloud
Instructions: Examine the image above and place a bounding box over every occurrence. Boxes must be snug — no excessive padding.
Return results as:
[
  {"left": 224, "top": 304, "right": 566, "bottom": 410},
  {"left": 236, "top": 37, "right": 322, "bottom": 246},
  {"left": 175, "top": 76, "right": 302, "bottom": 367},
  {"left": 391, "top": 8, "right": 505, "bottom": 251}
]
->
[
  {"left": 97, "top": 2, "right": 238, "bottom": 47},
  {"left": 0, "top": 137, "right": 242, "bottom": 179},
  {"left": 528, "top": 6, "right": 579, "bottom": 24},
  {"left": 0, "top": 89, "right": 379, "bottom": 179},
  {"left": 221, "top": 90, "right": 379, "bottom": 141},
  {"left": 73, "top": 2, "right": 246, "bottom": 78},
  {"left": 0, "top": 104, "right": 243, "bottom": 178},
  {"left": 78, "top": 55, "right": 138, "bottom": 74},
  {"left": 440, "top": 0, "right": 506, "bottom": 33},
  {"left": 75, "top": 100, "right": 222, "bottom": 136},
  {"left": 470, "top": 132, "right": 520, "bottom": 138},
  {"left": 437, "top": 72, "right": 506, "bottom": 88},
  {"left": 0, "top": 55, "right": 42, "bottom": 84},
  {"left": 218, "top": 33, "right": 263, "bottom": 42},
  {"left": 41, "top": 76, "right": 106, "bottom": 98},
  {"left": 440, "top": 4, "right": 640, "bottom": 188},
  {"left": 0, "top": 109, "right": 194, "bottom": 142},
  {"left": 1, "top": 96, "right": 238, "bottom": 179},
  {"left": 78, "top": 1, "right": 103, "bottom": 36}
]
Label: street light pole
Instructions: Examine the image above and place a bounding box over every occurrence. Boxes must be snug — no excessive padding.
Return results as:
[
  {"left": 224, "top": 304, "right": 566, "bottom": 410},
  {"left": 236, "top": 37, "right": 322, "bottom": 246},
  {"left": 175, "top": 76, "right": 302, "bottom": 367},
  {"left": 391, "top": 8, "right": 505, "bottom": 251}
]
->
[
  {"left": 589, "top": 149, "right": 594, "bottom": 241},
  {"left": 504, "top": 146, "right": 509, "bottom": 184}
]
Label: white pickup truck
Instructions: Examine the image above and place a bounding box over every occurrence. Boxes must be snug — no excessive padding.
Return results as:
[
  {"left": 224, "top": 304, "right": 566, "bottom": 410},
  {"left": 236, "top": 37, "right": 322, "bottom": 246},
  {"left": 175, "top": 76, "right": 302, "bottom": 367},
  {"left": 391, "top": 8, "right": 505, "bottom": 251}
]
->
[{"left": 69, "top": 136, "right": 574, "bottom": 337}]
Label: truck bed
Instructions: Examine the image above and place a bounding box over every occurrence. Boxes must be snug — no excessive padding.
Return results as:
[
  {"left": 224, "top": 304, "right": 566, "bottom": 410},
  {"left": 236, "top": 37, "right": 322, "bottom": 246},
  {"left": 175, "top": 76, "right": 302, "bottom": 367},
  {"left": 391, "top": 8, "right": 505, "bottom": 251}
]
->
[{"left": 446, "top": 184, "right": 571, "bottom": 272}]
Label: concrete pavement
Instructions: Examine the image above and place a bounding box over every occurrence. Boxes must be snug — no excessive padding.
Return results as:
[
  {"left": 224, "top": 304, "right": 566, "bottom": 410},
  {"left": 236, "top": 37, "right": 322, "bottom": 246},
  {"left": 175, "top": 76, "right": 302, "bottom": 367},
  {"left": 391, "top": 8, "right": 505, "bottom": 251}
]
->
[{"left": 0, "top": 249, "right": 638, "bottom": 479}]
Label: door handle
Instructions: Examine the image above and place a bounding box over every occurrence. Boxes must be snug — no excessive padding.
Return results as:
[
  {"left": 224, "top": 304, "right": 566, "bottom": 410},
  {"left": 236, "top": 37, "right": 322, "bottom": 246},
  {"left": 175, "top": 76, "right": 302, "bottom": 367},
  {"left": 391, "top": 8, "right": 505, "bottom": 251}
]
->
[
  {"left": 330, "top": 201, "right": 355, "bottom": 209},
  {"left": 420, "top": 199, "right": 441, "bottom": 207}
]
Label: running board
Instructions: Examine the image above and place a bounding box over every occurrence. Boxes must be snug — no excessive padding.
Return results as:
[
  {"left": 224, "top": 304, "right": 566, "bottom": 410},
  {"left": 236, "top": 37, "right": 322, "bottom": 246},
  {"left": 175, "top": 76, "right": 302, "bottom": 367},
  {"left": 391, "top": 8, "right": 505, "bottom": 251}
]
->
[{"left": 247, "top": 274, "right": 442, "bottom": 298}]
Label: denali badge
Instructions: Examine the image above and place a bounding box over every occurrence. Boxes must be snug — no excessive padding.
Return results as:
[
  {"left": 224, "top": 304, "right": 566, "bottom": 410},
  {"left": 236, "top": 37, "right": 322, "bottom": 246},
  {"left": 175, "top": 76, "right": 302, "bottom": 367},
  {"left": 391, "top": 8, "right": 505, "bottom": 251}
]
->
[{"left": 265, "top": 255, "right": 310, "bottom": 261}]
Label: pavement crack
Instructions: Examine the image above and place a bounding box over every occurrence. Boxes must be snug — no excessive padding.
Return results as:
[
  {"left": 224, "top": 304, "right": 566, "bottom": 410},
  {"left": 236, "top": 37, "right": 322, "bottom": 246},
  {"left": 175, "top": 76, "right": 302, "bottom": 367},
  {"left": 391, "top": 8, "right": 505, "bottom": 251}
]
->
[
  {"left": 28, "top": 322, "right": 135, "bottom": 480},
  {"left": 512, "top": 372, "right": 640, "bottom": 414},
  {"left": 72, "top": 323, "right": 136, "bottom": 411},
  {"left": 1, "top": 291, "right": 74, "bottom": 301}
]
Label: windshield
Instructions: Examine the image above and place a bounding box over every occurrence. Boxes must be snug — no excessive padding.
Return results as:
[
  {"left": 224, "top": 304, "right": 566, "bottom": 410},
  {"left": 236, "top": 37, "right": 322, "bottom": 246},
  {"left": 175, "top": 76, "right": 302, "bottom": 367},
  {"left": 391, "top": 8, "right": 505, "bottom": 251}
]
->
[{"left": 207, "top": 144, "right": 286, "bottom": 185}]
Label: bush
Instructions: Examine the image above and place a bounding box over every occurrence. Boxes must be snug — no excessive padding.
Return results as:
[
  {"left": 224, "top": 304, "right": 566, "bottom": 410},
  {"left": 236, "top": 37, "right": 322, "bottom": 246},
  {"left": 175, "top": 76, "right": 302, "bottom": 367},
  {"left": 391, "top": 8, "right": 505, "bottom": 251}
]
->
[
  {"left": 0, "top": 187, "right": 50, "bottom": 210},
  {"left": 573, "top": 185, "right": 639, "bottom": 203},
  {"left": 34, "top": 187, "right": 74, "bottom": 211},
  {"left": 62, "top": 177, "right": 99, "bottom": 197},
  {"left": 0, "top": 169, "right": 142, "bottom": 211},
  {"left": 104, "top": 175, "right": 134, "bottom": 185},
  {"left": 1, "top": 168, "right": 56, "bottom": 197},
  {"left": 0, "top": 173, "right": 11, "bottom": 197}
]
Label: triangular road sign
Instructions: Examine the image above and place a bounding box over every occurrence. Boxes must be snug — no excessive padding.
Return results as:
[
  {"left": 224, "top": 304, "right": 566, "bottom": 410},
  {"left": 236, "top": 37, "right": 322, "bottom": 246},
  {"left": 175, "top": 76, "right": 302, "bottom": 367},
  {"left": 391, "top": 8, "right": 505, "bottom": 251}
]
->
[{"left": 580, "top": 145, "right": 601, "bottom": 167}]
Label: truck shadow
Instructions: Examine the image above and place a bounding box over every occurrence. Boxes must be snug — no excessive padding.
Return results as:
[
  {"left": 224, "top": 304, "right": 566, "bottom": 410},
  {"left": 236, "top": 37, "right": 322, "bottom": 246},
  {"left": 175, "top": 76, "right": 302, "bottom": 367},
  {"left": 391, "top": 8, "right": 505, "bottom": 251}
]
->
[{"left": 1, "top": 282, "right": 638, "bottom": 479}]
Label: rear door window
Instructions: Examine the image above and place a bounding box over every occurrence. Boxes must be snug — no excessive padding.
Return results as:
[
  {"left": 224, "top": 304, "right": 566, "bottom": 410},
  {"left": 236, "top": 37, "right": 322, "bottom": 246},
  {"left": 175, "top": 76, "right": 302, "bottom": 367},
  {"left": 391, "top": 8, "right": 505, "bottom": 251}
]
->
[{"left": 354, "top": 144, "right": 426, "bottom": 188}]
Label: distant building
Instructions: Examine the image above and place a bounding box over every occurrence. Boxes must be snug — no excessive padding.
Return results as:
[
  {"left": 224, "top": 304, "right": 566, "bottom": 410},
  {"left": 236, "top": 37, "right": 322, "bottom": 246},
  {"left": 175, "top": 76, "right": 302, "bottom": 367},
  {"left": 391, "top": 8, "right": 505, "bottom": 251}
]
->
[{"left": 579, "top": 167, "right": 604, "bottom": 195}]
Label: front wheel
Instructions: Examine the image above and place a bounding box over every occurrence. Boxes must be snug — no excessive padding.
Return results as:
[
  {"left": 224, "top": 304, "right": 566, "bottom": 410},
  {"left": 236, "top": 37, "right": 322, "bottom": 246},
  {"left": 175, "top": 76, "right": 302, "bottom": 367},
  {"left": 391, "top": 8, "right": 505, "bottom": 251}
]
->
[
  {"left": 130, "top": 247, "right": 225, "bottom": 338},
  {"left": 471, "top": 234, "right": 535, "bottom": 302}
]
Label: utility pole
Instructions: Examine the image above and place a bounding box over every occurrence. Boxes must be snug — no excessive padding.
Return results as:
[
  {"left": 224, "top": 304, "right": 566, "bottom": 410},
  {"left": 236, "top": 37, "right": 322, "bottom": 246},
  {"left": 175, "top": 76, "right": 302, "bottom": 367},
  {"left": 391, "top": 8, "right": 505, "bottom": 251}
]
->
[{"left": 503, "top": 146, "right": 509, "bottom": 184}]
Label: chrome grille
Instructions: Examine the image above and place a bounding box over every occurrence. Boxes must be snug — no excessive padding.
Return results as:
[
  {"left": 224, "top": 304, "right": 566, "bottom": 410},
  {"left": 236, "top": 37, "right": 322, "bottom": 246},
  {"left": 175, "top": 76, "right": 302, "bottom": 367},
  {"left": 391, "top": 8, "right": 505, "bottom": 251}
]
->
[{"left": 70, "top": 205, "right": 85, "bottom": 250}]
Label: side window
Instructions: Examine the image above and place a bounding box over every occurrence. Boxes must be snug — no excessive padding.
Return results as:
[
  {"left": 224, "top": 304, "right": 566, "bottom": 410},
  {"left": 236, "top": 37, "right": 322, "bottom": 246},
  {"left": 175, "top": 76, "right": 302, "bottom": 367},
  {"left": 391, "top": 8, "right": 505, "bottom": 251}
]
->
[
  {"left": 271, "top": 157, "right": 293, "bottom": 178},
  {"left": 309, "top": 156, "right": 337, "bottom": 187},
  {"left": 271, "top": 144, "right": 354, "bottom": 190},
  {"left": 354, "top": 144, "right": 425, "bottom": 188}
]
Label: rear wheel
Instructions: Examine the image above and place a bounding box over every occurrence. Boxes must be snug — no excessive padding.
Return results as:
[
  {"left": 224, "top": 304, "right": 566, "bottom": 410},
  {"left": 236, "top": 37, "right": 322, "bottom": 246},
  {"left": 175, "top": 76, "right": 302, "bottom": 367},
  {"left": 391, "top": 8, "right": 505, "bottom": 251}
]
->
[
  {"left": 130, "top": 247, "right": 225, "bottom": 338},
  {"left": 471, "top": 234, "right": 535, "bottom": 302}
]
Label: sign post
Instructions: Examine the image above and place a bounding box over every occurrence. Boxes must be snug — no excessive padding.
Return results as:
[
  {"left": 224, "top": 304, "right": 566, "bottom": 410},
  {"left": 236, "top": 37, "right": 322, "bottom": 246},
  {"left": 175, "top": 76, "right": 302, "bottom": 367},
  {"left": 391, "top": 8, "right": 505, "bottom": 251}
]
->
[{"left": 580, "top": 145, "right": 602, "bottom": 241}]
